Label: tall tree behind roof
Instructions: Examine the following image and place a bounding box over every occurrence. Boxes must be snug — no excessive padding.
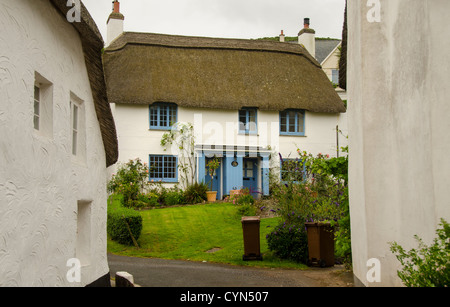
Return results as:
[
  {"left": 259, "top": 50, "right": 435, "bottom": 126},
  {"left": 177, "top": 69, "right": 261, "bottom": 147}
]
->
[{"left": 339, "top": 0, "right": 347, "bottom": 90}]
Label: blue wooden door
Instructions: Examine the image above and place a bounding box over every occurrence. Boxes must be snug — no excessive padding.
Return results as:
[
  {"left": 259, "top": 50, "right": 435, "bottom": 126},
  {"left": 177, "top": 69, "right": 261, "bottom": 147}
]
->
[{"left": 243, "top": 158, "right": 258, "bottom": 196}]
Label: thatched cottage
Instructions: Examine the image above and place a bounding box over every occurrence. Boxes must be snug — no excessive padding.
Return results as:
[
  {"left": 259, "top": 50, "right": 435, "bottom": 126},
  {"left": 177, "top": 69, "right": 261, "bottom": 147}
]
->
[
  {"left": 104, "top": 1, "right": 346, "bottom": 199},
  {"left": 0, "top": 0, "right": 118, "bottom": 286}
]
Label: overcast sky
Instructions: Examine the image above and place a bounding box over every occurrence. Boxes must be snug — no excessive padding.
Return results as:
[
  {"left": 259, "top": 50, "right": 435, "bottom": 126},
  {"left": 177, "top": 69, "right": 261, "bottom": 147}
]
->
[{"left": 82, "top": 0, "right": 346, "bottom": 41}]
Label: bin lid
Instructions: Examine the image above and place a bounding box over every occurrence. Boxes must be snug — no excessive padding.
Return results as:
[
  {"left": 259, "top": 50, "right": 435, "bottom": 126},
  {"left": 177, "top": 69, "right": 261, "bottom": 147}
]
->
[{"left": 241, "top": 216, "right": 260, "bottom": 223}]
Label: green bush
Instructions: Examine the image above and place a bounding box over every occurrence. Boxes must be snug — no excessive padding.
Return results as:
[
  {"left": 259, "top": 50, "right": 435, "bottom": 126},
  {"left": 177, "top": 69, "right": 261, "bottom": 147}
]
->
[
  {"left": 107, "top": 199, "right": 143, "bottom": 246},
  {"left": 184, "top": 182, "right": 208, "bottom": 204},
  {"left": 235, "top": 193, "right": 254, "bottom": 206},
  {"left": 266, "top": 221, "right": 309, "bottom": 263},
  {"left": 389, "top": 218, "right": 450, "bottom": 287},
  {"left": 107, "top": 158, "right": 149, "bottom": 208},
  {"left": 164, "top": 189, "right": 186, "bottom": 206},
  {"left": 236, "top": 204, "right": 257, "bottom": 217}
]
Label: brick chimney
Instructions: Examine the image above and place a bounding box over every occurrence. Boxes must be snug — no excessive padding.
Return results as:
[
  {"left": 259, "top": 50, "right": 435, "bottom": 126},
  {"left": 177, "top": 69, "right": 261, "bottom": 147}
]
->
[
  {"left": 107, "top": 0, "right": 124, "bottom": 46},
  {"left": 298, "top": 17, "right": 316, "bottom": 58}
]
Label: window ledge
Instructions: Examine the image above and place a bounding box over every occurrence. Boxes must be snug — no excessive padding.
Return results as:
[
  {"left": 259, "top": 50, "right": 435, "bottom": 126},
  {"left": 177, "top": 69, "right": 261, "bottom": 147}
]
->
[{"left": 280, "top": 133, "right": 307, "bottom": 137}]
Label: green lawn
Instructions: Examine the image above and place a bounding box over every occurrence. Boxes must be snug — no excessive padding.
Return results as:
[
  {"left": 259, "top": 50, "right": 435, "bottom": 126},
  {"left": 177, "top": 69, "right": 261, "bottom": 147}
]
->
[{"left": 107, "top": 201, "right": 308, "bottom": 269}]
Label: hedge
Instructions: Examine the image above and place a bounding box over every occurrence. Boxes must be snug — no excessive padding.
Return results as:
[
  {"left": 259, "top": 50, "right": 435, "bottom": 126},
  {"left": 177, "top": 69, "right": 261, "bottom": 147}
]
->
[{"left": 107, "top": 198, "right": 143, "bottom": 246}]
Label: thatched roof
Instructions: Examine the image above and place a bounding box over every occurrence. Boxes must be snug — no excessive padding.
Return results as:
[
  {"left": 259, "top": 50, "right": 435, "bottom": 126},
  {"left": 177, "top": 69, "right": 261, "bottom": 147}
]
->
[
  {"left": 49, "top": 0, "right": 118, "bottom": 167},
  {"left": 103, "top": 32, "right": 346, "bottom": 113}
]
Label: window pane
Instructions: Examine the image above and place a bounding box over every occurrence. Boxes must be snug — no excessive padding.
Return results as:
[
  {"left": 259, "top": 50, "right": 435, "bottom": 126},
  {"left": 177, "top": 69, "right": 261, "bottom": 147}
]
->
[
  {"left": 34, "top": 86, "right": 40, "bottom": 101},
  {"left": 248, "top": 110, "right": 256, "bottom": 132},
  {"left": 169, "top": 106, "right": 176, "bottom": 126},
  {"left": 73, "top": 104, "right": 78, "bottom": 130},
  {"left": 288, "top": 111, "right": 296, "bottom": 132},
  {"left": 239, "top": 110, "right": 247, "bottom": 131},
  {"left": 298, "top": 111, "right": 305, "bottom": 133},
  {"left": 34, "top": 115, "right": 40, "bottom": 130},
  {"left": 160, "top": 106, "right": 167, "bottom": 127},
  {"left": 280, "top": 111, "right": 287, "bottom": 132},
  {"left": 34, "top": 86, "right": 40, "bottom": 130},
  {"left": 150, "top": 106, "right": 158, "bottom": 127},
  {"left": 72, "top": 130, "right": 78, "bottom": 155}
]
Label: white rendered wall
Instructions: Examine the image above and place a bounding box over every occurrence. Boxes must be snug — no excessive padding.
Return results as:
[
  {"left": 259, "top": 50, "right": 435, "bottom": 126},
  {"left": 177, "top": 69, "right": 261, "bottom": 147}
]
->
[
  {"left": 107, "top": 17, "right": 123, "bottom": 47},
  {"left": 348, "top": 0, "right": 450, "bottom": 286},
  {"left": 298, "top": 33, "right": 316, "bottom": 58},
  {"left": 112, "top": 104, "right": 347, "bottom": 183},
  {"left": 0, "top": 0, "right": 109, "bottom": 286}
]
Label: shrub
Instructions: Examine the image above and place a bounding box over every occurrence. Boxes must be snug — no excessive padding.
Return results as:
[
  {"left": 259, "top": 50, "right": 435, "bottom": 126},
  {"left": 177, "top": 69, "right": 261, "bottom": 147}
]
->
[
  {"left": 164, "top": 189, "right": 186, "bottom": 206},
  {"left": 236, "top": 204, "right": 257, "bottom": 217},
  {"left": 235, "top": 193, "right": 255, "bottom": 206},
  {"left": 266, "top": 221, "right": 309, "bottom": 263},
  {"left": 389, "top": 218, "right": 450, "bottom": 287},
  {"left": 184, "top": 182, "right": 208, "bottom": 204},
  {"left": 107, "top": 198, "right": 143, "bottom": 246},
  {"left": 108, "top": 158, "right": 149, "bottom": 208}
]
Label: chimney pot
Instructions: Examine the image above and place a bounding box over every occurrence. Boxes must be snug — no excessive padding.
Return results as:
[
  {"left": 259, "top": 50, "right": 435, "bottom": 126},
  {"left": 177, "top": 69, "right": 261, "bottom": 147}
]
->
[
  {"left": 304, "top": 18, "right": 310, "bottom": 28},
  {"left": 280, "top": 30, "right": 285, "bottom": 42},
  {"left": 113, "top": 0, "right": 120, "bottom": 13}
]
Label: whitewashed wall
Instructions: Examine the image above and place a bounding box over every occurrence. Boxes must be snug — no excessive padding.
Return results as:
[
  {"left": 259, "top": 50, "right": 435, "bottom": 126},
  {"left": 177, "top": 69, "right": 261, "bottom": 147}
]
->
[
  {"left": 111, "top": 104, "right": 347, "bottom": 181},
  {"left": 0, "top": 0, "right": 109, "bottom": 286},
  {"left": 348, "top": 0, "right": 450, "bottom": 286}
]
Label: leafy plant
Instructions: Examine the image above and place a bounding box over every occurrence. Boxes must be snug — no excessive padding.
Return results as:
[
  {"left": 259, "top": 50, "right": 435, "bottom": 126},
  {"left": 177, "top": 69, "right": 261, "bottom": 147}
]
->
[
  {"left": 160, "top": 123, "right": 196, "bottom": 189},
  {"left": 164, "top": 189, "right": 186, "bottom": 206},
  {"left": 107, "top": 196, "right": 143, "bottom": 246},
  {"left": 389, "top": 218, "right": 450, "bottom": 287},
  {"left": 266, "top": 221, "right": 309, "bottom": 263},
  {"left": 184, "top": 182, "right": 208, "bottom": 204},
  {"left": 206, "top": 157, "right": 221, "bottom": 191},
  {"left": 272, "top": 149, "right": 351, "bottom": 266},
  {"left": 236, "top": 204, "right": 257, "bottom": 217},
  {"left": 107, "top": 158, "right": 149, "bottom": 208}
]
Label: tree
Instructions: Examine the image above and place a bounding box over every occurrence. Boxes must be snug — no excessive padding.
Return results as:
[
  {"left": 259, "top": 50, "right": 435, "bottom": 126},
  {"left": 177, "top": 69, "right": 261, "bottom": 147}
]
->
[
  {"left": 161, "top": 123, "right": 196, "bottom": 189},
  {"left": 339, "top": 0, "right": 347, "bottom": 90}
]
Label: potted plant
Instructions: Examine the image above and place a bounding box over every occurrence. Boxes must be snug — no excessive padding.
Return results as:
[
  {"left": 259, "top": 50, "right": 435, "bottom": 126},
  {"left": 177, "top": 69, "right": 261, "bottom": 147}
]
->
[{"left": 206, "top": 157, "right": 220, "bottom": 202}]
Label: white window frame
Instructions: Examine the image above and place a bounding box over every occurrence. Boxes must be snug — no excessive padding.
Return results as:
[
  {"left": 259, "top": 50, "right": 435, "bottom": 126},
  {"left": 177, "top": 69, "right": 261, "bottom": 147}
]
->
[
  {"left": 33, "top": 72, "right": 53, "bottom": 138},
  {"left": 70, "top": 93, "right": 86, "bottom": 163}
]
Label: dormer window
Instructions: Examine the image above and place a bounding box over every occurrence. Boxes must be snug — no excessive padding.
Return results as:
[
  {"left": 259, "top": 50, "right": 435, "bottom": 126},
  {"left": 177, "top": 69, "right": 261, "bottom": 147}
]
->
[
  {"left": 238, "top": 108, "right": 257, "bottom": 135},
  {"left": 149, "top": 103, "right": 177, "bottom": 130},
  {"left": 280, "top": 109, "right": 305, "bottom": 136}
]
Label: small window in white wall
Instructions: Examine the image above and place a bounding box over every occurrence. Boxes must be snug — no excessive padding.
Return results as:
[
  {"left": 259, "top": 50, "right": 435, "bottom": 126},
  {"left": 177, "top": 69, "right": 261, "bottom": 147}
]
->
[
  {"left": 72, "top": 103, "right": 79, "bottom": 156},
  {"left": 34, "top": 86, "right": 41, "bottom": 130},
  {"left": 34, "top": 72, "right": 53, "bottom": 137},
  {"left": 70, "top": 93, "right": 86, "bottom": 163}
]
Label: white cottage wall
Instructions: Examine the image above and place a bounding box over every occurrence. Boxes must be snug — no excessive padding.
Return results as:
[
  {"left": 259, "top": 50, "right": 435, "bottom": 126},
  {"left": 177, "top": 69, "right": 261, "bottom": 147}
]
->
[
  {"left": 348, "top": 0, "right": 450, "bottom": 286},
  {"left": 0, "top": 0, "right": 109, "bottom": 286},
  {"left": 112, "top": 103, "right": 347, "bottom": 186}
]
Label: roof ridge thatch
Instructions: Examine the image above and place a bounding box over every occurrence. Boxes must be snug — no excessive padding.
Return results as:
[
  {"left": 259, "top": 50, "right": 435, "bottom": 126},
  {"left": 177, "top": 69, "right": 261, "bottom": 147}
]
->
[
  {"left": 106, "top": 32, "right": 321, "bottom": 68},
  {"left": 49, "top": 0, "right": 118, "bottom": 167},
  {"left": 103, "top": 32, "right": 346, "bottom": 114}
]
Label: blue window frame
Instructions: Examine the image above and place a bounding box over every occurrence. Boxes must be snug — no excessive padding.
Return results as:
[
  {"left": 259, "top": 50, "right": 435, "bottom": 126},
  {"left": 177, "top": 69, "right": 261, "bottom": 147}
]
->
[
  {"left": 149, "top": 103, "right": 177, "bottom": 130},
  {"left": 280, "top": 158, "right": 305, "bottom": 183},
  {"left": 149, "top": 155, "right": 178, "bottom": 183},
  {"left": 280, "top": 109, "right": 305, "bottom": 136},
  {"left": 239, "top": 108, "right": 257, "bottom": 134}
]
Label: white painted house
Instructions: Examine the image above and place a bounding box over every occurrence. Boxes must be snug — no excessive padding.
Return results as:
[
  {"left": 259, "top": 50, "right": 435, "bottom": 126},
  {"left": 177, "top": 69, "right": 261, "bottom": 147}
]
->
[
  {"left": 0, "top": 0, "right": 118, "bottom": 286},
  {"left": 348, "top": 0, "right": 450, "bottom": 286},
  {"left": 104, "top": 1, "right": 346, "bottom": 199}
]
